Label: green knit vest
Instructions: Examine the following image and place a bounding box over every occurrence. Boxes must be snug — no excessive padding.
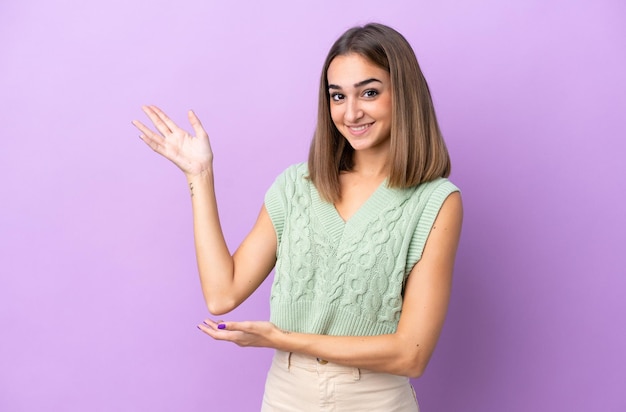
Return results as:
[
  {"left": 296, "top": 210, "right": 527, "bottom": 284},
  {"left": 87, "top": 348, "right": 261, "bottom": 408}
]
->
[{"left": 264, "top": 163, "right": 459, "bottom": 336}]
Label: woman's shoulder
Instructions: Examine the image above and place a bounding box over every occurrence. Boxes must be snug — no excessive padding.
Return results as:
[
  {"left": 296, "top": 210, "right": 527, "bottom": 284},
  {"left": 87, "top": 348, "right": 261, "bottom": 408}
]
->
[
  {"left": 264, "top": 162, "right": 311, "bottom": 216},
  {"left": 274, "top": 162, "right": 309, "bottom": 183},
  {"left": 416, "top": 177, "right": 460, "bottom": 195}
]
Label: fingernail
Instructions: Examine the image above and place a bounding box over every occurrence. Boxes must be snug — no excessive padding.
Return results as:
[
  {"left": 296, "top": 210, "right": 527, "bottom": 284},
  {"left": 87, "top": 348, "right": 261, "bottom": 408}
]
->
[{"left": 217, "top": 323, "right": 226, "bottom": 330}]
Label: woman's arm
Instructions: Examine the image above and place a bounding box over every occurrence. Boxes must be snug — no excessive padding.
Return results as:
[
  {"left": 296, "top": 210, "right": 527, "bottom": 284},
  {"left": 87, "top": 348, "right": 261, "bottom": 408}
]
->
[
  {"left": 133, "top": 106, "right": 277, "bottom": 315},
  {"left": 189, "top": 176, "right": 277, "bottom": 315},
  {"left": 199, "top": 192, "right": 463, "bottom": 378}
]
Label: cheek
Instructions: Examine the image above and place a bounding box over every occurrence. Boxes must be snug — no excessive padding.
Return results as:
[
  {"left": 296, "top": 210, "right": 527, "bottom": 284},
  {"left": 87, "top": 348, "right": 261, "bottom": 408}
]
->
[
  {"left": 329, "top": 105, "right": 343, "bottom": 126},
  {"left": 375, "top": 97, "right": 393, "bottom": 120}
]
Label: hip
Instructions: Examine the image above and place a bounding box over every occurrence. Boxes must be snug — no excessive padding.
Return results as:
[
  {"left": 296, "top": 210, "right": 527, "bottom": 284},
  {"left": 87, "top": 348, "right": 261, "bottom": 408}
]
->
[{"left": 261, "top": 350, "right": 419, "bottom": 412}]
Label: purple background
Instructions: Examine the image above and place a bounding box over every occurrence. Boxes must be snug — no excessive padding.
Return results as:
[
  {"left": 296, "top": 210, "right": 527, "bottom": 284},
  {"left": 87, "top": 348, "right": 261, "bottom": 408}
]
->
[{"left": 1, "top": 0, "right": 624, "bottom": 410}]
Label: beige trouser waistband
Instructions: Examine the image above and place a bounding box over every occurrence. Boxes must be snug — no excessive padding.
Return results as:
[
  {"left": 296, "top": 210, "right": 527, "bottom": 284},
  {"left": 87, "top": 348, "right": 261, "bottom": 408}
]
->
[{"left": 274, "top": 350, "right": 363, "bottom": 378}]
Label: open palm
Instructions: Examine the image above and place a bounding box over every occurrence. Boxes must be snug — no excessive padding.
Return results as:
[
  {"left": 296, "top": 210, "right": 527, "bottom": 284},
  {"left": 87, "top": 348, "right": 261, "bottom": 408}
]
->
[{"left": 133, "top": 105, "right": 213, "bottom": 177}]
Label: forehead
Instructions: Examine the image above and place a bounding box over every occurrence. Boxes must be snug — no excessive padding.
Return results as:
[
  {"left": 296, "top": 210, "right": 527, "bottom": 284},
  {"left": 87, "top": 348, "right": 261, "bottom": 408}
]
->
[{"left": 327, "top": 53, "right": 389, "bottom": 86}]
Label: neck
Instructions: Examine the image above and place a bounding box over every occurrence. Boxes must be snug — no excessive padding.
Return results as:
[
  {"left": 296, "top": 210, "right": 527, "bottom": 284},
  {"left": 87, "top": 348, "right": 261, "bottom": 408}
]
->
[{"left": 351, "top": 149, "right": 389, "bottom": 179}]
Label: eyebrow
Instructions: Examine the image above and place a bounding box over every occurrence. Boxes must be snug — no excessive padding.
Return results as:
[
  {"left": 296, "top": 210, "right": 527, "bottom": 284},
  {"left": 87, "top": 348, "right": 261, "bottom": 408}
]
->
[{"left": 328, "top": 78, "right": 383, "bottom": 90}]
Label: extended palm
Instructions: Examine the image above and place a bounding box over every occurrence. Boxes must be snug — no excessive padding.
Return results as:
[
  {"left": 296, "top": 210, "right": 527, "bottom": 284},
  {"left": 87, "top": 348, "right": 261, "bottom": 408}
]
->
[{"left": 133, "top": 105, "right": 213, "bottom": 177}]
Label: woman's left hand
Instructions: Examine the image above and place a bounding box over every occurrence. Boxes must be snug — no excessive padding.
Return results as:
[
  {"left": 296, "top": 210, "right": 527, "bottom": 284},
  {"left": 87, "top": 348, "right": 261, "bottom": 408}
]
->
[{"left": 198, "top": 319, "right": 282, "bottom": 348}]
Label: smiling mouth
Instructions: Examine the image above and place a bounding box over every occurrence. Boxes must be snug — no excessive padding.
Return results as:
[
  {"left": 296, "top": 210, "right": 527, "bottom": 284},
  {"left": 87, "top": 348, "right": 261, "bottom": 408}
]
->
[{"left": 348, "top": 123, "right": 373, "bottom": 132}]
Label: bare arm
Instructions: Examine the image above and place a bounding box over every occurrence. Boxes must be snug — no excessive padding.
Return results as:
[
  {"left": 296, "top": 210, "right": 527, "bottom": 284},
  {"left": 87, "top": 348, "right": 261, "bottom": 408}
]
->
[
  {"left": 188, "top": 173, "right": 276, "bottom": 314},
  {"left": 199, "top": 192, "right": 463, "bottom": 378},
  {"left": 133, "top": 106, "right": 276, "bottom": 315}
]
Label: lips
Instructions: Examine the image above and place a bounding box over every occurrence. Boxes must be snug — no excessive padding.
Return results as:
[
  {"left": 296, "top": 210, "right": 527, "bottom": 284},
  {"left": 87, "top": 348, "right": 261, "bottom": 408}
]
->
[{"left": 347, "top": 122, "right": 374, "bottom": 134}]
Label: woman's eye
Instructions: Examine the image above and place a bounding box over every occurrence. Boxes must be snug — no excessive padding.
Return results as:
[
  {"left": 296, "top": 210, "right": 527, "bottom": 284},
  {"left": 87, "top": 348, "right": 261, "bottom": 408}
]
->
[
  {"left": 331, "top": 93, "right": 344, "bottom": 102},
  {"left": 363, "top": 89, "right": 379, "bottom": 98}
]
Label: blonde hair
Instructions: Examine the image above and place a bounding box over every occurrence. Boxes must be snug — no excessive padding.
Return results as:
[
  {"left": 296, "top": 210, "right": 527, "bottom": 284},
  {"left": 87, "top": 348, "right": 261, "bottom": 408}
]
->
[{"left": 308, "top": 23, "right": 451, "bottom": 203}]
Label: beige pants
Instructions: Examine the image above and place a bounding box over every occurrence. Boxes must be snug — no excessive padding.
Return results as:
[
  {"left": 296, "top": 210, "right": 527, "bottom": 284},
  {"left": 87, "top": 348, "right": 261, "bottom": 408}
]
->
[{"left": 261, "top": 350, "right": 420, "bottom": 412}]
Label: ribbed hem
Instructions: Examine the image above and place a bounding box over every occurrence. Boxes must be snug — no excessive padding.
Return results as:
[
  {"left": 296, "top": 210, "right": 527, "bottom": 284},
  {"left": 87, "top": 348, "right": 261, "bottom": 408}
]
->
[{"left": 270, "top": 301, "right": 398, "bottom": 336}]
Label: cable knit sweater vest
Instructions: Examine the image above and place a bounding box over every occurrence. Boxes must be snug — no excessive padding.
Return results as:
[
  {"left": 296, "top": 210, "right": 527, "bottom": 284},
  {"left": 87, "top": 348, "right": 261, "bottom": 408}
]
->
[{"left": 264, "top": 163, "right": 459, "bottom": 336}]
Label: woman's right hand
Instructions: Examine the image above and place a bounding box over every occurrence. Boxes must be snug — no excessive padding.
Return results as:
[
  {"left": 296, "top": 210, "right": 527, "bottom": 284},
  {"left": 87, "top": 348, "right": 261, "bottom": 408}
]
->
[{"left": 132, "top": 105, "right": 214, "bottom": 178}]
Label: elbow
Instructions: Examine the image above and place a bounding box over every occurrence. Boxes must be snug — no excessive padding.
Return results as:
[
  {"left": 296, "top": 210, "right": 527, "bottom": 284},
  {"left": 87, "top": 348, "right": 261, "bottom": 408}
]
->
[
  {"left": 206, "top": 297, "right": 237, "bottom": 316},
  {"left": 405, "top": 363, "right": 426, "bottom": 379},
  {"left": 202, "top": 284, "right": 240, "bottom": 315},
  {"left": 398, "top": 348, "right": 429, "bottom": 379}
]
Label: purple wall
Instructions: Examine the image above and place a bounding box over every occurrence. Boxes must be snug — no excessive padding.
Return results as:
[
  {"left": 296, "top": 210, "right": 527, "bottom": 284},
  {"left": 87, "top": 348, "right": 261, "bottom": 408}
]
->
[{"left": 1, "top": 0, "right": 624, "bottom": 410}]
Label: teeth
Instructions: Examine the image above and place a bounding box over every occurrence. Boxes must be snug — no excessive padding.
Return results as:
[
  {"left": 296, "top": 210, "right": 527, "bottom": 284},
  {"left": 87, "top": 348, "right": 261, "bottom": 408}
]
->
[{"left": 349, "top": 124, "right": 371, "bottom": 131}]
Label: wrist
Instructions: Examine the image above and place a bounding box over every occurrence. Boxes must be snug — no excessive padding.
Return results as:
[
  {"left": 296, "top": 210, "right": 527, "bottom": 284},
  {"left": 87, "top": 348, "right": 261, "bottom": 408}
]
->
[
  {"left": 274, "top": 327, "right": 294, "bottom": 352},
  {"left": 185, "top": 167, "right": 214, "bottom": 182},
  {"left": 185, "top": 169, "right": 215, "bottom": 199}
]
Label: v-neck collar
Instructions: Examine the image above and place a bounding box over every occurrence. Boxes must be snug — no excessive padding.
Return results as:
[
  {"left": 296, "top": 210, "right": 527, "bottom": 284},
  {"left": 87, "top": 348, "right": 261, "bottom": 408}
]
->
[{"left": 310, "top": 179, "right": 405, "bottom": 244}]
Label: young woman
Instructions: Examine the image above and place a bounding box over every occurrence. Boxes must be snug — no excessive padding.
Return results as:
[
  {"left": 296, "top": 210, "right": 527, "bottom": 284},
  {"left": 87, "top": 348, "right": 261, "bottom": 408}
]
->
[{"left": 133, "top": 23, "right": 462, "bottom": 412}]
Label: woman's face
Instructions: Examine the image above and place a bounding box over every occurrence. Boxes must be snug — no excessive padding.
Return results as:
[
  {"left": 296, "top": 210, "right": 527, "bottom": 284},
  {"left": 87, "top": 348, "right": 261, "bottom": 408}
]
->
[{"left": 327, "top": 53, "right": 392, "bottom": 154}]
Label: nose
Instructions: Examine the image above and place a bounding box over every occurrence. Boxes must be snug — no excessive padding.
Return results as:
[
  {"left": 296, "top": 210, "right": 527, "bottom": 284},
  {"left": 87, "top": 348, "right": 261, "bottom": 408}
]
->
[{"left": 344, "top": 98, "right": 363, "bottom": 123}]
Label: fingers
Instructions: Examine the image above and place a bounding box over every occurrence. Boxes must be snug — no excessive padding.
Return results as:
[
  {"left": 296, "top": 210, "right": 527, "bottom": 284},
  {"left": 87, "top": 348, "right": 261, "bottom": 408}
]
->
[
  {"left": 196, "top": 320, "right": 273, "bottom": 349},
  {"left": 141, "top": 105, "right": 179, "bottom": 136},
  {"left": 132, "top": 119, "right": 161, "bottom": 140},
  {"left": 132, "top": 119, "right": 166, "bottom": 152},
  {"left": 197, "top": 319, "right": 236, "bottom": 342},
  {"left": 197, "top": 319, "right": 241, "bottom": 336},
  {"left": 134, "top": 105, "right": 213, "bottom": 174},
  {"left": 137, "top": 106, "right": 207, "bottom": 139},
  {"left": 133, "top": 105, "right": 186, "bottom": 153},
  {"left": 141, "top": 105, "right": 172, "bottom": 136},
  {"left": 187, "top": 110, "right": 208, "bottom": 138},
  {"left": 201, "top": 319, "right": 229, "bottom": 330},
  {"left": 149, "top": 105, "right": 183, "bottom": 132}
]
